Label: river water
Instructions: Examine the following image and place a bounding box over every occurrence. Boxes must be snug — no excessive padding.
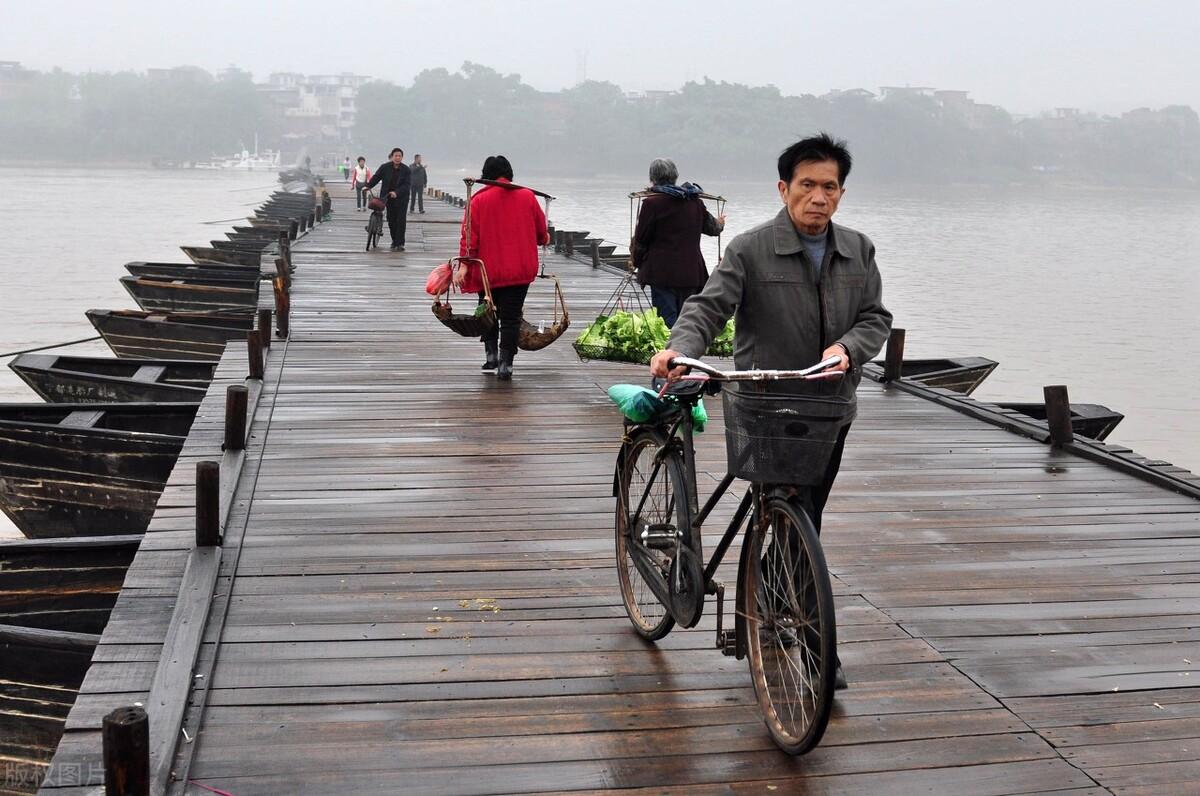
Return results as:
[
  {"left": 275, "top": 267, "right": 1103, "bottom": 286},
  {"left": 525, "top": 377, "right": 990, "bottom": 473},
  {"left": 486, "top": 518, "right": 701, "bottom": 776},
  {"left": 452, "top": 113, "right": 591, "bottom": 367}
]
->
[{"left": 0, "top": 166, "right": 1197, "bottom": 536}]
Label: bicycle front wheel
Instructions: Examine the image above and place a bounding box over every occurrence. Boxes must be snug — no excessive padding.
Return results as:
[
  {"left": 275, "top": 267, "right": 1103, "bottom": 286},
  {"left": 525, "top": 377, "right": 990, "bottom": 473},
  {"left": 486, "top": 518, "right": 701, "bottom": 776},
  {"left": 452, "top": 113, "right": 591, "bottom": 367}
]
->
[
  {"left": 615, "top": 429, "right": 691, "bottom": 640},
  {"left": 741, "top": 496, "right": 836, "bottom": 754}
]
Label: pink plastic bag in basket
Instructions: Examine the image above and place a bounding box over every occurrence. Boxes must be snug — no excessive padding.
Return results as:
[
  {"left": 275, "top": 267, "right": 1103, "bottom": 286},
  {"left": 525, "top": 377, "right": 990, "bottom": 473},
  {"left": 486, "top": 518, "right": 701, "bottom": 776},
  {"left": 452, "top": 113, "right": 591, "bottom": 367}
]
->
[{"left": 425, "top": 261, "right": 453, "bottom": 296}]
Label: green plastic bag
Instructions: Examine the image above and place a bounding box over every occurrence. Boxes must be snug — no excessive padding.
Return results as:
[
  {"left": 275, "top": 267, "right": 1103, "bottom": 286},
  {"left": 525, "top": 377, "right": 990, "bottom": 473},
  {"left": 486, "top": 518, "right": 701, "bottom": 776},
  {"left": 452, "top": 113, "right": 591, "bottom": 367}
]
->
[
  {"left": 607, "top": 384, "right": 708, "bottom": 433},
  {"left": 691, "top": 399, "right": 708, "bottom": 433},
  {"left": 607, "top": 384, "right": 667, "bottom": 422}
]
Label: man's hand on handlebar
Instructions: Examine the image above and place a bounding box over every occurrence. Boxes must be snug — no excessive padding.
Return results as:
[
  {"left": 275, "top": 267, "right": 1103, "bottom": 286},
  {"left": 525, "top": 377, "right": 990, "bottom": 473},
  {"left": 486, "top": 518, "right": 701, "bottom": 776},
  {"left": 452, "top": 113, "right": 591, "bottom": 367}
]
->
[
  {"left": 650, "top": 349, "right": 688, "bottom": 381},
  {"left": 822, "top": 343, "right": 851, "bottom": 373}
]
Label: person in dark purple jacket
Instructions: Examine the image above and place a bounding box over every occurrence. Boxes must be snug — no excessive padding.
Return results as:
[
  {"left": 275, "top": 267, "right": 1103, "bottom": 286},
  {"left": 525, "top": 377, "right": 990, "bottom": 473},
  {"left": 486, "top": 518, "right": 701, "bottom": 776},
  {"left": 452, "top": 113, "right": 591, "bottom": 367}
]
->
[{"left": 631, "top": 158, "right": 726, "bottom": 327}]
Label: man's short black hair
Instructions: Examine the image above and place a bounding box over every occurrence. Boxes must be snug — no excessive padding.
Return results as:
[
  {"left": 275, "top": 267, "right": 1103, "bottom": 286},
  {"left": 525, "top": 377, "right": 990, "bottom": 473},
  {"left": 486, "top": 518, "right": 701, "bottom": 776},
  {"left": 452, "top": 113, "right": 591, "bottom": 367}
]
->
[
  {"left": 778, "top": 133, "right": 852, "bottom": 185},
  {"left": 390, "top": 147, "right": 403, "bottom": 157},
  {"left": 481, "top": 155, "right": 514, "bottom": 181},
  {"left": 356, "top": 156, "right": 365, "bottom": 162}
]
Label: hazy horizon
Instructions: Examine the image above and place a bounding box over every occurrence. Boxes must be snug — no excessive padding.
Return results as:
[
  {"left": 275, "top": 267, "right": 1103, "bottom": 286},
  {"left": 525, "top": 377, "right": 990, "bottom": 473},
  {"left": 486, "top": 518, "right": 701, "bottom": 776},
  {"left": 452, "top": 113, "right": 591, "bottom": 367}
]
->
[{"left": 2, "top": 0, "right": 1197, "bottom": 116}]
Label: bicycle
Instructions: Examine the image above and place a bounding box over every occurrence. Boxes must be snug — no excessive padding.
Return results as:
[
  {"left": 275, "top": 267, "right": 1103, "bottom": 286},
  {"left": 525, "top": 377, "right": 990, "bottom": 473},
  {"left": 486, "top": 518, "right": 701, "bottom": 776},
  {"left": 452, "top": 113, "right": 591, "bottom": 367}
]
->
[
  {"left": 613, "top": 354, "right": 846, "bottom": 754},
  {"left": 365, "top": 190, "right": 385, "bottom": 251}
]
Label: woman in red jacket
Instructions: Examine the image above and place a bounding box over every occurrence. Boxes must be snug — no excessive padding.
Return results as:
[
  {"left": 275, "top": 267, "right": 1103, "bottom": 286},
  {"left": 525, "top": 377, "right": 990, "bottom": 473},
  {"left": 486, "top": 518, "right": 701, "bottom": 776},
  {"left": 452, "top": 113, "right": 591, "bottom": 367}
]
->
[{"left": 453, "top": 156, "right": 550, "bottom": 381}]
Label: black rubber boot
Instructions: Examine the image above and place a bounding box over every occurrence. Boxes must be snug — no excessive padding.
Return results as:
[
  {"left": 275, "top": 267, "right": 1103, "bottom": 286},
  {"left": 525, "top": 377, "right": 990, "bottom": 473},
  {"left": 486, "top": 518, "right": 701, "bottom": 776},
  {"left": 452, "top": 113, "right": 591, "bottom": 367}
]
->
[
  {"left": 496, "top": 345, "right": 516, "bottom": 381},
  {"left": 481, "top": 340, "right": 498, "bottom": 371},
  {"left": 496, "top": 324, "right": 518, "bottom": 381}
]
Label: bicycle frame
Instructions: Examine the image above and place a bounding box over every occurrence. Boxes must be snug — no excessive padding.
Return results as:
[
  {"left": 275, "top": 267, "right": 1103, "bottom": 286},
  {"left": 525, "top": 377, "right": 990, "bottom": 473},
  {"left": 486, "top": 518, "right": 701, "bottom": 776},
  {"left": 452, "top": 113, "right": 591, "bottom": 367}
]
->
[{"left": 623, "top": 401, "right": 761, "bottom": 657}]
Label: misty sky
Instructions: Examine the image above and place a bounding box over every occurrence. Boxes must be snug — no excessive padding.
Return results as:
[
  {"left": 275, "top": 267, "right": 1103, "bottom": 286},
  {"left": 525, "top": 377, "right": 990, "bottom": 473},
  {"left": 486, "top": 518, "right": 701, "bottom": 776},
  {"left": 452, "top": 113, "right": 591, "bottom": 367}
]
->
[{"left": 2, "top": 0, "right": 1197, "bottom": 115}]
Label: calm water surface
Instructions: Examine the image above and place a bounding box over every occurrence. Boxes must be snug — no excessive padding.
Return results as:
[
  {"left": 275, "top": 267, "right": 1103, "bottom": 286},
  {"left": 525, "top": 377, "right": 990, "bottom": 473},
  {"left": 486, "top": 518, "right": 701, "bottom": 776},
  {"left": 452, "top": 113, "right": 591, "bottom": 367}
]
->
[{"left": 0, "top": 167, "right": 1196, "bottom": 535}]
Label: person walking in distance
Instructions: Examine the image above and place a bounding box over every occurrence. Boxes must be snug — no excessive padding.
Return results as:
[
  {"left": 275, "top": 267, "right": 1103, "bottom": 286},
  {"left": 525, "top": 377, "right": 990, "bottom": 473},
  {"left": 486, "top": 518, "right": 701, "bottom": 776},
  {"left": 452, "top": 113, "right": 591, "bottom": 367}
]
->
[
  {"left": 364, "top": 148, "right": 412, "bottom": 251},
  {"left": 453, "top": 156, "right": 550, "bottom": 381},
  {"left": 350, "top": 156, "right": 372, "bottom": 212},
  {"left": 632, "top": 157, "right": 726, "bottom": 327},
  {"left": 409, "top": 154, "right": 428, "bottom": 214}
]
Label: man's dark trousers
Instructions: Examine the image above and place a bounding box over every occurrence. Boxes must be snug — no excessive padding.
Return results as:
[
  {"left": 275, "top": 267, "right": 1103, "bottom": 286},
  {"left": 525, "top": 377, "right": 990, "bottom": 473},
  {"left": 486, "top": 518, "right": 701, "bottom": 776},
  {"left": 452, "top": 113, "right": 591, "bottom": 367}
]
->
[
  {"left": 387, "top": 192, "right": 409, "bottom": 247},
  {"left": 409, "top": 190, "right": 424, "bottom": 213}
]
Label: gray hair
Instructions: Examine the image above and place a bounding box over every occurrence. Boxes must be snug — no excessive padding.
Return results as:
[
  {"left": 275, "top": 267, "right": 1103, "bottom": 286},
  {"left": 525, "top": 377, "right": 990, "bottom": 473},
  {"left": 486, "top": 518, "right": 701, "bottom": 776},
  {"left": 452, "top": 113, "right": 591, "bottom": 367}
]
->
[{"left": 648, "top": 158, "right": 678, "bottom": 186}]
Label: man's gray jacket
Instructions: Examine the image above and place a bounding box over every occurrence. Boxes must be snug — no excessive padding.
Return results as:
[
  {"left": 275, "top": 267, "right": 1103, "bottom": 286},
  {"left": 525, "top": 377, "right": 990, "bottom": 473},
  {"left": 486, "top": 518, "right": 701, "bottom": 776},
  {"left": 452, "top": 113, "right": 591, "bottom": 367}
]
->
[{"left": 668, "top": 207, "right": 892, "bottom": 418}]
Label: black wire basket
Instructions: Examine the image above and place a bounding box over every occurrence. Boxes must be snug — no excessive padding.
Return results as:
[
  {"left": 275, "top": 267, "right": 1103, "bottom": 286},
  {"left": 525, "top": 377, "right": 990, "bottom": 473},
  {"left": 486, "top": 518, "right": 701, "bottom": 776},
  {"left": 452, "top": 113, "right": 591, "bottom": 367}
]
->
[{"left": 722, "top": 388, "right": 851, "bottom": 485}]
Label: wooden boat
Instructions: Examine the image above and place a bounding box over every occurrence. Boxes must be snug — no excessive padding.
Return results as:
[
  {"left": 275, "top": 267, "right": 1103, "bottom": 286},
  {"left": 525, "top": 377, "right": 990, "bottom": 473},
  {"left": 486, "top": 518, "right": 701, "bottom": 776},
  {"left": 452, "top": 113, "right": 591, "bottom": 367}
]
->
[
  {"left": 574, "top": 239, "right": 618, "bottom": 258},
  {"left": 995, "top": 402, "right": 1125, "bottom": 441},
  {"left": 120, "top": 275, "right": 259, "bottom": 313},
  {"left": 247, "top": 217, "right": 298, "bottom": 237},
  {"left": 0, "top": 403, "right": 196, "bottom": 537},
  {"left": 87, "top": 309, "right": 253, "bottom": 361},
  {"left": 9, "top": 354, "right": 213, "bottom": 403},
  {"left": 182, "top": 245, "right": 259, "bottom": 266},
  {"left": 125, "top": 261, "right": 262, "bottom": 283},
  {"left": 0, "top": 624, "right": 98, "bottom": 793},
  {"left": 863, "top": 357, "right": 998, "bottom": 395},
  {"left": 211, "top": 239, "right": 272, "bottom": 252},
  {"left": 0, "top": 534, "right": 140, "bottom": 633}
]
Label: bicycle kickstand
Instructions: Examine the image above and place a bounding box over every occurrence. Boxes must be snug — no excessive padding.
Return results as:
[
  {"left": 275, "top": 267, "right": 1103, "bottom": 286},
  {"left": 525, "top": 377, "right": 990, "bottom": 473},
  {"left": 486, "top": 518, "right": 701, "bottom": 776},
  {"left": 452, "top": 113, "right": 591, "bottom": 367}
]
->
[{"left": 712, "top": 580, "right": 736, "bottom": 656}]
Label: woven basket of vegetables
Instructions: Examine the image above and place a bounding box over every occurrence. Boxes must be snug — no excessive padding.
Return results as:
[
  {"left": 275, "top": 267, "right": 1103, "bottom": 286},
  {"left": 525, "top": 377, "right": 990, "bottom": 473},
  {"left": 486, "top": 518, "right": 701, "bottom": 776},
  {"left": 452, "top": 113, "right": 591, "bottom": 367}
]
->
[
  {"left": 518, "top": 272, "right": 570, "bottom": 351},
  {"left": 573, "top": 310, "right": 734, "bottom": 364},
  {"left": 432, "top": 257, "right": 497, "bottom": 338}
]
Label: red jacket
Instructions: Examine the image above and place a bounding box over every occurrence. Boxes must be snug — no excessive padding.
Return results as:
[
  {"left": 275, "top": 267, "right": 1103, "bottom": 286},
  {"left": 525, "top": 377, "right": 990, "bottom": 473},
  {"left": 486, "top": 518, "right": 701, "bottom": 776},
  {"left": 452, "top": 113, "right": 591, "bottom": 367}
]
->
[{"left": 458, "top": 179, "right": 550, "bottom": 291}]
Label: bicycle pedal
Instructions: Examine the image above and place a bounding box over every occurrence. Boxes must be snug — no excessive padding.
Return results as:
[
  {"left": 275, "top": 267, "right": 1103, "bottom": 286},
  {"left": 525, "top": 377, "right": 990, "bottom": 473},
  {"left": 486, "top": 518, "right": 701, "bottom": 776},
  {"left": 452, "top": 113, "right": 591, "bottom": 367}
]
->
[{"left": 717, "top": 629, "right": 737, "bottom": 657}]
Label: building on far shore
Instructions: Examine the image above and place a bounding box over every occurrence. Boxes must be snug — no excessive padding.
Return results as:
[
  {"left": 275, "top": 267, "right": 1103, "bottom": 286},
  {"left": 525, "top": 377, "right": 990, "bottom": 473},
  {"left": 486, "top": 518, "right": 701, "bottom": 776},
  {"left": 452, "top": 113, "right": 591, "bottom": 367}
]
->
[{"left": 259, "top": 72, "right": 370, "bottom": 157}]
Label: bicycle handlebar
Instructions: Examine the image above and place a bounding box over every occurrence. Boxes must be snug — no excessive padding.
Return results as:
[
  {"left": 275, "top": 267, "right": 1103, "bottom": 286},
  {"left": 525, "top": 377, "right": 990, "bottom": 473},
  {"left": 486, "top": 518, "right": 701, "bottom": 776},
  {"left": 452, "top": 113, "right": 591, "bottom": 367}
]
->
[{"left": 666, "top": 355, "right": 845, "bottom": 382}]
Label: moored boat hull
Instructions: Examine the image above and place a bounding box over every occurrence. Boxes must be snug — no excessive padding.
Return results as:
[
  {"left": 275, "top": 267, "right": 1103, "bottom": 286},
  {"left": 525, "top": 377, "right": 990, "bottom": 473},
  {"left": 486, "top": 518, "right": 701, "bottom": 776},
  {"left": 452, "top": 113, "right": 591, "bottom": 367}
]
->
[
  {"left": 120, "top": 275, "right": 259, "bottom": 313},
  {"left": 863, "top": 357, "right": 999, "bottom": 395},
  {"left": 0, "top": 403, "right": 195, "bottom": 537},
  {"left": 0, "top": 534, "right": 140, "bottom": 634},
  {"left": 87, "top": 309, "right": 254, "bottom": 361},
  {"left": 125, "top": 261, "right": 262, "bottom": 283},
  {"left": 181, "top": 246, "right": 260, "bottom": 266},
  {"left": 8, "top": 354, "right": 213, "bottom": 403},
  {"left": 0, "top": 624, "right": 98, "bottom": 794}
]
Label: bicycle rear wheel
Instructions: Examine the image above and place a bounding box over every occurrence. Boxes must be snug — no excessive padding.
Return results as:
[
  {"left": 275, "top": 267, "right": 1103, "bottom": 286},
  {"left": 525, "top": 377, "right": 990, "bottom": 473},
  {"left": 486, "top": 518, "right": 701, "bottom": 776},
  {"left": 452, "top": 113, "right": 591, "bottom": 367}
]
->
[
  {"left": 615, "top": 429, "right": 691, "bottom": 640},
  {"left": 741, "top": 495, "right": 836, "bottom": 754}
]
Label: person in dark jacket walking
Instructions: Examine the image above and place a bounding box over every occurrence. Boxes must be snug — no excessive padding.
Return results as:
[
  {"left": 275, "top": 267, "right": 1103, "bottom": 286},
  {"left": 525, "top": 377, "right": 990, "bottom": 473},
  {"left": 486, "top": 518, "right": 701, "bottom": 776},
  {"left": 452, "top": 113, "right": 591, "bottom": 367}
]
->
[
  {"left": 632, "top": 158, "right": 726, "bottom": 327},
  {"left": 453, "top": 156, "right": 549, "bottom": 381},
  {"left": 364, "top": 148, "right": 411, "bottom": 251},
  {"left": 409, "top": 154, "right": 428, "bottom": 214},
  {"left": 652, "top": 133, "right": 893, "bottom": 692}
]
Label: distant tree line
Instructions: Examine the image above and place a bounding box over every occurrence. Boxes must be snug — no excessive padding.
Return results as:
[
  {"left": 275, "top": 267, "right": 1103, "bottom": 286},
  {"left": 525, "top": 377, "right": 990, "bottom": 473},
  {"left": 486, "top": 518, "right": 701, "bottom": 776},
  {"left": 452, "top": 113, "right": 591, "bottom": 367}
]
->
[
  {"left": 2, "top": 61, "right": 1198, "bottom": 187},
  {"left": 0, "top": 67, "right": 277, "bottom": 162},
  {"left": 356, "top": 64, "right": 1200, "bottom": 186}
]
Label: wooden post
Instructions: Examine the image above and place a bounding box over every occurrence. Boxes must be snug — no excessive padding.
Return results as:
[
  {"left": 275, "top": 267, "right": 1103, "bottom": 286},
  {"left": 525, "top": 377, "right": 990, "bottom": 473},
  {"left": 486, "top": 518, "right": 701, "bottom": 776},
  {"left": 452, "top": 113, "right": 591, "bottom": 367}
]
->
[
  {"left": 298, "top": 214, "right": 307, "bottom": 233},
  {"left": 565, "top": 234, "right": 574, "bottom": 256},
  {"left": 102, "top": 706, "right": 149, "bottom": 796},
  {"left": 247, "top": 330, "right": 264, "bottom": 380},
  {"left": 258, "top": 309, "right": 272, "bottom": 351},
  {"left": 273, "top": 276, "right": 290, "bottom": 338},
  {"left": 884, "top": 328, "right": 906, "bottom": 383},
  {"left": 554, "top": 230, "right": 564, "bottom": 253},
  {"left": 590, "top": 239, "right": 601, "bottom": 269},
  {"left": 547, "top": 223, "right": 555, "bottom": 243},
  {"left": 275, "top": 257, "right": 291, "bottom": 289},
  {"left": 308, "top": 210, "right": 316, "bottom": 228},
  {"left": 195, "top": 461, "right": 220, "bottom": 547},
  {"left": 223, "top": 385, "right": 248, "bottom": 452},
  {"left": 289, "top": 220, "right": 298, "bottom": 240},
  {"left": 1044, "top": 385, "right": 1075, "bottom": 446}
]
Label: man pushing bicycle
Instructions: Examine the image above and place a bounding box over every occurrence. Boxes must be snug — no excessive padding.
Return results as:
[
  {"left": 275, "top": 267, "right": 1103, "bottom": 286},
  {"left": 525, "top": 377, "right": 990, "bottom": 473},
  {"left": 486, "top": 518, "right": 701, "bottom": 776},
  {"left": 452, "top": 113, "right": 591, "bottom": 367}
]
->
[{"left": 651, "top": 133, "right": 893, "bottom": 692}]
